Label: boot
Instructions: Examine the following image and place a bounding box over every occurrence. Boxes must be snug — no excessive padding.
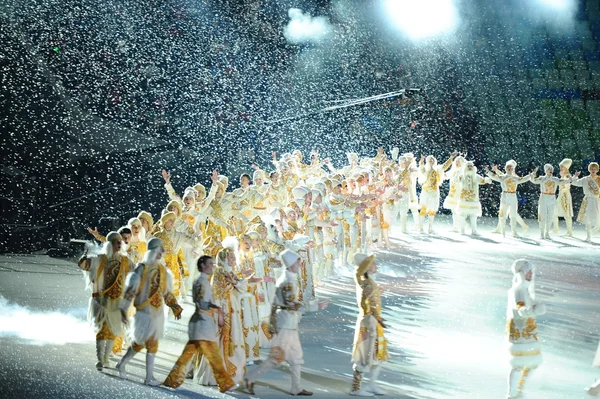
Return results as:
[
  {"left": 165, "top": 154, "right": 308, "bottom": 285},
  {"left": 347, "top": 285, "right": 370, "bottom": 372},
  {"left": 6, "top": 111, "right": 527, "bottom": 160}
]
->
[
  {"left": 145, "top": 353, "right": 160, "bottom": 386},
  {"left": 470, "top": 217, "right": 480, "bottom": 236},
  {"left": 507, "top": 368, "right": 521, "bottom": 398},
  {"left": 382, "top": 229, "right": 394, "bottom": 248},
  {"left": 116, "top": 347, "right": 136, "bottom": 379},
  {"left": 587, "top": 225, "right": 592, "bottom": 243},
  {"left": 350, "top": 369, "right": 373, "bottom": 396},
  {"left": 451, "top": 213, "right": 459, "bottom": 232},
  {"left": 400, "top": 215, "right": 407, "bottom": 234},
  {"left": 517, "top": 215, "right": 528, "bottom": 231},
  {"left": 516, "top": 368, "right": 531, "bottom": 396},
  {"left": 366, "top": 365, "right": 385, "bottom": 395},
  {"left": 565, "top": 217, "right": 573, "bottom": 237},
  {"left": 586, "top": 379, "right": 600, "bottom": 396},
  {"left": 290, "top": 364, "right": 312, "bottom": 396},
  {"left": 427, "top": 216, "right": 434, "bottom": 234},
  {"left": 553, "top": 216, "right": 559, "bottom": 234},
  {"left": 103, "top": 339, "right": 114, "bottom": 367},
  {"left": 95, "top": 340, "right": 105, "bottom": 371},
  {"left": 510, "top": 218, "right": 518, "bottom": 238}
]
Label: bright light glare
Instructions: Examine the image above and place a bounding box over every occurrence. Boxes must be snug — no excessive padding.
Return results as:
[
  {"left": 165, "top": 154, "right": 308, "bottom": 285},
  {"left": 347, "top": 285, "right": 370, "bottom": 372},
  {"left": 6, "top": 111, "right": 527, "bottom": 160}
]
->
[
  {"left": 382, "top": 0, "right": 459, "bottom": 40},
  {"left": 537, "top": 0, "right": 574, "bottom": 11}
]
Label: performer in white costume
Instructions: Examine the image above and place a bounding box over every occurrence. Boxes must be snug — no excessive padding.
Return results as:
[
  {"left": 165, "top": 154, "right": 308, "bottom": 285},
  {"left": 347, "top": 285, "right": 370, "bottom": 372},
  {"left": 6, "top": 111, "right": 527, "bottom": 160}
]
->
[
  {"left": 505, "top": 259, "right": 546, "bottom": 399},
  {"left": 196, "top": 245, "right": 249, "bottom": 385},
  {"left": 456, "top": 161, "right": 490, "bottom": 236},
  {"left": 530, "top": 164, "right": 567, "bottom": 239},
  {"left": 571, "top": 162, "right": 600, "bottom": 242},
  {"left": 485, "top": 160, "right": 534, "bottom": 237},
  {"left": 442, "top": 155, "right": 466, "bottom": 232},
  {"left": 163, "top": 255, "right": 237, "bottom": 393},
  {"left": 244, "top": 249, "right": 327, "bottom": 396},
  {"left": 78, "top": 231, "right": 132, "bottom": 371},
  {"left": 350, "top": 253, "right": 389, "bottom": 397},
  {"left": 116, "top": 238, "right": 183, "bottom": 386},
  {"left": 553, "top": 158, "right": 575, "bottom": 236},
  {"left": 418, "top": 154, "right": 454, "bottom": 234}
]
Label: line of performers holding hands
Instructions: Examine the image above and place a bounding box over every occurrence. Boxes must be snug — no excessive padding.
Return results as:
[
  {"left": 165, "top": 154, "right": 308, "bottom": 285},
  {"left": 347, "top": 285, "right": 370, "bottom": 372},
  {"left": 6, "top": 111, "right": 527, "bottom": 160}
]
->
[{"left": 77, "top": 147, "right": 600, "bottom": 397}]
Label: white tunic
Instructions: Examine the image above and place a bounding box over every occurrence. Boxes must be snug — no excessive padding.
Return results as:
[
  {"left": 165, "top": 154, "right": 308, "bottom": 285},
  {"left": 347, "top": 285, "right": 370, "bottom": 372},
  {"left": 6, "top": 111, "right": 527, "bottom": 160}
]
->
[
  {"left": 572, "top": 175, "right": 600, "bottom": 225},
  {"left": 120, "top": 262, "right": 180, "bottom": 344},
  {"left": 188, "top": 273, "right": 218, "bottom": 342}
]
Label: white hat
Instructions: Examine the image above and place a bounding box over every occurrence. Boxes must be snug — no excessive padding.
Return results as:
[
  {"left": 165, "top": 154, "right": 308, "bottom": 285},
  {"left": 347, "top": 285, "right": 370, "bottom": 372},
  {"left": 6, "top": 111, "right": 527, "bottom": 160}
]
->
[
  {"left": 544, "top": 163, "right": 554, "bottom": 172},
  {"left": 559, "top": 158, "right": 572, "bottom": 170},
  {"left": 280, "top": 249, "right": 301, "bottom": 269},
  {"left": 403, "top": 152, "right": 414, "bottom": 159},
  {"left": 311, "top": 188, "right": 323, "bottom": 199},
  {"left": 330, "top": 179, "right": 342, "bottom": 188},
  {"left": 147, "top": 237, "right": 163, "bottom": 251},
  {"left": 183, "top": 188, "right": 197, "bottom": 199},
  {"left": 292, "top": 186, "right": 311, "bottom": 200},
  {"left": 106, "top": 231, "right": 122, "bottom": 242},
  {"left": 253, "top": 170, "right": 265, "bottom": 181},
  {"left": 511, "top": 259, "right": 534, "bottom": 275},
  {"left": 506, "top": 159, "right": 517, "bottom": 168}
]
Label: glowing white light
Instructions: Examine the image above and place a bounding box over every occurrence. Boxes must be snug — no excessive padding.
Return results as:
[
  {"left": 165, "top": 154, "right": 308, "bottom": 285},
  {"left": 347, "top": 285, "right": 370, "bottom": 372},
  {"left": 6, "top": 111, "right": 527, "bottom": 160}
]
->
[
  {"left": 284, "top": 8, "right": 332, "bottom": 44},
  {"left": 537, "top": 0, "right": 573, "bottom": 11},
  {"left": 382, "top": 0, "right": 459, "bottom": 40}
]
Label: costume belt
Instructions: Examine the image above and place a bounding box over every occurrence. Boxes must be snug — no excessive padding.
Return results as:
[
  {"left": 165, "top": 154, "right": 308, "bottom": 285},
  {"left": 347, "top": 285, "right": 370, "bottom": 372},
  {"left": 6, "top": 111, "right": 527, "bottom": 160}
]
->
[
  {"left": 503, "top": 191, "right": 516, "bottom": 194},
  {"left": 542, "top": 192, "right": 555, "bottom": 195}
]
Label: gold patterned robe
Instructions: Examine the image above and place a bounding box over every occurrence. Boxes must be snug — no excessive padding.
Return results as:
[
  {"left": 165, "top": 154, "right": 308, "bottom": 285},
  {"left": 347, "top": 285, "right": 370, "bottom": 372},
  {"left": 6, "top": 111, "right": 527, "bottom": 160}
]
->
[
  {"left": 352, "top": 276, "right": 389, "bottom": 372},
  {"left": 80, "top": 254, "right": 131, "bottom": 339}
]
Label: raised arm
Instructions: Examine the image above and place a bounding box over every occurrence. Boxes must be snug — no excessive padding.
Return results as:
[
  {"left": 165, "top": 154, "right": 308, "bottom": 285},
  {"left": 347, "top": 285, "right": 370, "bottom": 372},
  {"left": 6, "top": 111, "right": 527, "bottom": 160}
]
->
[{"left": 162, "top": 169, "right": 183, "bottom": 203}]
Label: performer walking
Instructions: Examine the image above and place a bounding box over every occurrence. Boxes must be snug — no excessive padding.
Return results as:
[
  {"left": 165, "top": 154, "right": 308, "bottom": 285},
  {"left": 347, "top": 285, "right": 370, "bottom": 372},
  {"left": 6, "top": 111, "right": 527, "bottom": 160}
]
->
[
  {"left": 350, "top": 253, "right": 389, "bottom": 397},
  {"left": 116, "top": 238, "right": 184, "bottom": 386},
  {"left": 163, "top": 255, "right": 237, "bottom": 392},
  {"left": 78, "top": 231, "right": 132, "bottom": 371},
  {"left": 505, "top": 259, "right": 546, "bottom": 399},
  {"left": 244, "top": 249, "right": 327, "bottom": 396}
]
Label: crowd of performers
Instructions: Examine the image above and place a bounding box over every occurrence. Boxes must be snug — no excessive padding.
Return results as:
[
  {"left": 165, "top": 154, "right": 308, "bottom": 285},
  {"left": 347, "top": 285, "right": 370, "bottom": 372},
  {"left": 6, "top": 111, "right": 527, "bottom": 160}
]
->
[{"left": 76, "top": 148, "right": 600, "bottom": 398}]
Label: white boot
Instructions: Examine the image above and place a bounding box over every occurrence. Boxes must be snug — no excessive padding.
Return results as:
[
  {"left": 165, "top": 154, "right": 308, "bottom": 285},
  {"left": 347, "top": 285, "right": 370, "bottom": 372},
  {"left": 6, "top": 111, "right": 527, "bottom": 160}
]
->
[
  {"left": 506, "top": 368, "right": 521, "bottom": 398},
  {"left": 586, "top": 379, "right": 600, "bottom": 396},
  {"left": 103, "top": 339, "right": 114, "bottom": 367},
  {"left": 427, "top": 216, "right": 434, "bottom": 234},
  {"left": 366, "top": 365, "right": 386, "bottom": 395},
  {"left": 565, "top": 217, "right": 573, "bottom": 237},
  {"left": 400, "top": 215, "right": 407, "bottom": 233},
  {"left": 470, "top": 217, "right": 480, "bottom": 236},
  {"left": 145, "top": 353, "right": 160, "bottom": 386},
  {"left": 517, "top": 215, "right": 528, "bottom": 231},
  {"left": 553, "top": 216, "right": 559, "bottom": 233},
  {"left": 587, "top": 225, "right": 593, "bottom": 243},
  {"left": 95, "top": 340, "right": 105, "bottom": 371},
  {"left": 451, "top": 213, "right": 459, "bottom": 232},
  {"left": 116, "top": 347, "right": 136, "bottom": 379}
]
